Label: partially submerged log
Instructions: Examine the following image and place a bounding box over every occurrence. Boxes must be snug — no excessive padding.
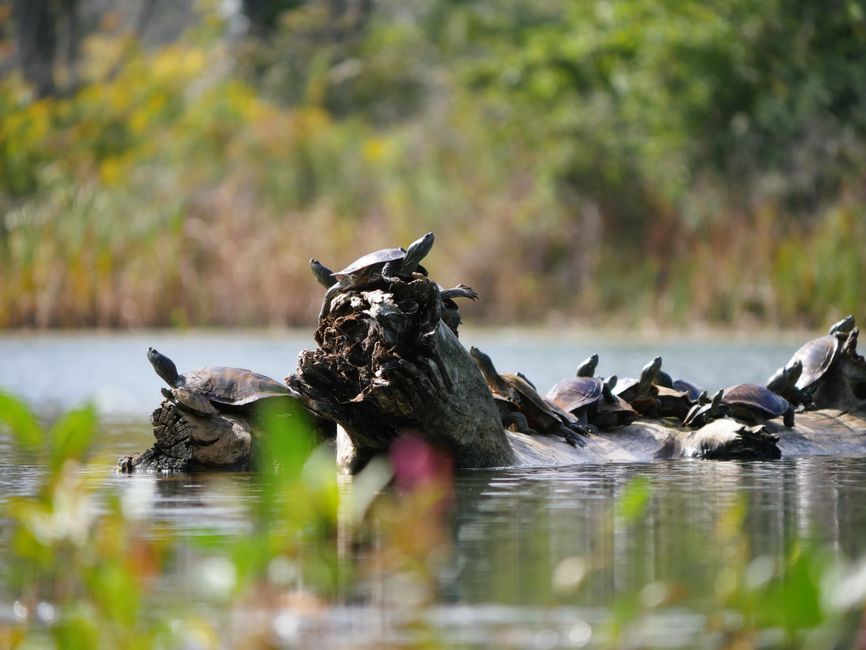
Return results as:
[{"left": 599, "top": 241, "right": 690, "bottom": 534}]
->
[
  {"left": 118, "top": 400, "right": 254, "bottom": 472},
  {"left": 288, "top": 276, "right": 515, "bottom": 473},
  {"left": 123, "top": 271, "right": 866, "bottom": 473}
]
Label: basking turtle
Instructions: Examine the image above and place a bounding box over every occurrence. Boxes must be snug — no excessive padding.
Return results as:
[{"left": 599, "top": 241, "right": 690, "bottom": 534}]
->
[
  {"left": 683, "top": 389, "right": 725, "bottom": 428},
  {"left": 470, "top": 347, "right": 589, "bottom": 447},
  {"left": 672, "top": 378, "right": 705, "bottom": 402},
  {"left": 766, "top": 360, "right": 811, "bottom": 407},
  {"left": 147, "top": 347, "right": 298, "bottom": 417},
  {"left": 614, "top": 356, "right": 692, "bottom": 419},
  {"left": 547, "top": 374, "right": 636, "bottom": 429},
  {"left": 312, "top": 232, "right": 436, "bottom": 321},
  {"left": 615, "top": 356, "right": 662, "bottom": 407},
  {"left": 775, "top": 318, "right": 858, "bottom": 398},
  {"left": 722, "top": 383, "right": 795, "bottom": 427}
]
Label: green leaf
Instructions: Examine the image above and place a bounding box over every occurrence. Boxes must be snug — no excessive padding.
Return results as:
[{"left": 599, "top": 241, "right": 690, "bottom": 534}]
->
[
  {"left": 49, "top": 404, "right": 97, "bottom": 470},
  {"left": 0, "top": 391, "right": 43, "bottom": 449},
  {"left": 617, "top": 477, "right": 651, "bottom": 521}
]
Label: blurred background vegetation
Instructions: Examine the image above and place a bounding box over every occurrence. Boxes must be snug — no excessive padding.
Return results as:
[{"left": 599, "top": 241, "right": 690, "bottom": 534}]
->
[{"left": 1, "top": 0, "right": 865, "bottom": 329}]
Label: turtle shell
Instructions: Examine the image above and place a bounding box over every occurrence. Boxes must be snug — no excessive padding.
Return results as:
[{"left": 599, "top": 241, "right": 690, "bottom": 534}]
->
[
  {"left": 722, "top": 384, "right": 791, "bottom": 417},
  {"left": 504, "top": 373, "right": 560, "bottom": 419},
  {"left": 334, "top": 247, "right": 405, "bottom": 281},
  {"left": 182, "top": 367, "right": 295, "bottom": 406},
  {"left": 547, "top": 377, "right": 604, "bottom": 413},
  {"left": 789, "top": 335, "right": 839, "bottom": 391},
  {"left": 673, "top": 379, "right": 704, "bottom": 402}
]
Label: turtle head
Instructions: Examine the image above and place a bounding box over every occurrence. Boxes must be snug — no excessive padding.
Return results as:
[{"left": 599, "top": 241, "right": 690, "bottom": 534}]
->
[
  {"left": 576, "top": 353, "right": 599, "bottom": 377},
  {"left": 829, "top": 314, "right": 856, "bottom": 336},
  {"left": 469, "top": 346, "right": 496, "bottom": 378},
  {"left": 710, "top": 388, "right": 724, "bottom": 408},
  {"left": 402, "top": 232, "right": 435, "bottom": 274},
  {"left": 147, "top": 347, "right": 179, "bottom": 387},
  {"left": 783, "top": 360, "right": 803, "bottom": 386},
  {"left": 309, "top": 258, "right": 336, "bottom": 288},
  {"left": 641, "top": 356, "right": 662, "bottom": 385}
]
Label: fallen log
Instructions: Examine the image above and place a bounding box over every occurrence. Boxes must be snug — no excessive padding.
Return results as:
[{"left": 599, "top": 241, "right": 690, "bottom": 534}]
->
[{"left": 122, "top": 273, "right": 866, "bottom": 473}]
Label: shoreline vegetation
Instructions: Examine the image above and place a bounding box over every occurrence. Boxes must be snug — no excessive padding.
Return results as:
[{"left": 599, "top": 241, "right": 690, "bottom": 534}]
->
[{"left": 2, "top": 1, "right": 866, "bottom": 330}]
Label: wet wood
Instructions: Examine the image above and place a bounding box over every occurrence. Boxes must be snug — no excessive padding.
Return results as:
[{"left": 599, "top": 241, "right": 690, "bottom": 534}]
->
[{"left": 288, "top": 276, "right": 515, "bottom": 473}]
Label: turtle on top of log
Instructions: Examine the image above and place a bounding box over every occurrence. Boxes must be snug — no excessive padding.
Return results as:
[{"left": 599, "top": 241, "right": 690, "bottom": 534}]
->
[{"left": 121, "top": 230, "right": 866, "bottom": 474}]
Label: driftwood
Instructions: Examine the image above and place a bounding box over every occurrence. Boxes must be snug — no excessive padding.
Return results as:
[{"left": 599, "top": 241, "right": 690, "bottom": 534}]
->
[
  {"left": 288, "top": 276, "right": 515, "bottom": 473},
  {"left": 123, "top": 272, "right": 866, "bottom": 474},
  {"left": 118, "top": 400, "right": 254, "bottom": 472}
]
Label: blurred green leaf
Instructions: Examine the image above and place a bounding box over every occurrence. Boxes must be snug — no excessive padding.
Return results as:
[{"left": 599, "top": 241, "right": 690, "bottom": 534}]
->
[
  {"left": 49, "top": 404, "right": 97, "bottom": 470},
  {"left": 0, "top": 391, "right": 43, "bottom": 449},
  {"left": 617, "top": 477, "right": 651, "bottom": 521}
]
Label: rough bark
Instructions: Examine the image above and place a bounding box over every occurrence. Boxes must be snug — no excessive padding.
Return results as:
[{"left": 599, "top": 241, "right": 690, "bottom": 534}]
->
[
  {"left": 118, "top": 400, "right": 253, "bottom": 472},
  {"left": 288, "top": 276, "right": 515, "bottom": 473}
]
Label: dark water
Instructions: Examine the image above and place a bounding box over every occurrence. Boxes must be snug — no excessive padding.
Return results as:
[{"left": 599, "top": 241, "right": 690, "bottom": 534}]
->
[{"left": 2, "top": 331, "right": 864, "bottom": 646}]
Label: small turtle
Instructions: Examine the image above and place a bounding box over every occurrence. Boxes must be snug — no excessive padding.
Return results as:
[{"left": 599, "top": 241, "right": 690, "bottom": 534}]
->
[
  {"left": 722, "top": 383, "right": 795, "bottom": 427},
  {"left": 684, "top": 389, "right": 725, "bottom": 428},
  {"left": 470, "top": 347, "right": 589, "bottom": 447},
  {"left": 547, "top": 374, "right": 636, "bottom": 429},
  {"left": 312, "top": 232, "right": 435, "bottom": 321},
  {"left": 615, "top": 356, "right": 662, "bottom": 407},
  {"left": 614, "top": 356, "right": 692, "bottom": 419},
  {"left": 766, "top": 360, "right": 811, "bottom": 407},
  {"left": 147, "top": 347, "right": 298, "bottom": 417},
  {"left": 672, "top": 378, "right": 705, "bottom": 402}
]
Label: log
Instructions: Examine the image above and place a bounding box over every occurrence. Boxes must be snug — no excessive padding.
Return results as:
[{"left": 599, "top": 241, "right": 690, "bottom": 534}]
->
[
  {"left": 288, "top": 276, "right": 515, "bottom": 473},
  {"left": 123, "top": 272, "right": 866, "bottom": 473},
  {"left": 118, "top": 400, "right": 254, "bottom": 472}
]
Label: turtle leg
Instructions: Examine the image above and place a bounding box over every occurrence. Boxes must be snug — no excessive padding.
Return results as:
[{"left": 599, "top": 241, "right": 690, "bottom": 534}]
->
[
  {"left": 318, "top": 284, "right": 341, "bottom": 322},
  {"left": 502, "top": 411, "right": 531, "bottom": 433},
  {"left": 783, "top": 407, "right": 795, "bottom": 428},
  {"left": 440, "top": 284, "right": 479, "bottom": 302},
  {"left": 557, "top": 422, "right": 587, "bottom": 448}
]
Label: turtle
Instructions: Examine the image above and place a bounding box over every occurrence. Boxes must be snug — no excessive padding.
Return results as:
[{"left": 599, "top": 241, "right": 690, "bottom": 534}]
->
[
  {"left": 773, "top": 318, "right": 859, "bottom": 399},
  {"left": 721, "top": 383, "right": 795, "bottom": 427},
  {"left": 147, "top": 347, "right": 298, "bottom": 417},
  {"left": 312, "top": 232, "right": 436, "bottom": 321},
  {"left": 683, "top": 389, "right": 725, "bottom": 428},
  {"left": 614, "top": 356, "right": 693, "bottom": 420},
  {"left": 547, "top": 374, "right": 637, "bottom": 429},
  {"left": 470, "top": 347, "right": 589, "bottom": 447},
  {"left": 672, "top": 378, "right": 705, "bottom": 402},
  {"left": 766, "top": 360, "right": 811, "bottom": 408}
]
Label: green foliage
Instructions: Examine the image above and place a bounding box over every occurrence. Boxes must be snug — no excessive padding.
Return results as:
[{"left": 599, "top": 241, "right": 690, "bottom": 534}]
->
[{"left": 2, "top": 1, "right": 866, "bottom": 328}]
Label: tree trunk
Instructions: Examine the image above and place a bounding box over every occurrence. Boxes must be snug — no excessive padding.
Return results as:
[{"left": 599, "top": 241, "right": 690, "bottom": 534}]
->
[{"left": 288, "top": 276, "right": 516, "bottom": 473}]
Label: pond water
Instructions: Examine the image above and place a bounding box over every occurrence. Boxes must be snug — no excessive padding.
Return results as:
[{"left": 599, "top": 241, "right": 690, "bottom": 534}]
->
[{"left": 2, "top": 330, "right": 865, "bottom": 646}]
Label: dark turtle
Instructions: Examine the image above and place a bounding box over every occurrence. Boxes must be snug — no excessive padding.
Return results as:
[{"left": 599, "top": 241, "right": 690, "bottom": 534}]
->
[
  {"left": 470, "top": 347, "right": 589, "bottom": 447},
  {"left": 547, "top": 374, "right": 636, "bottom": 428},
  {"left": 615, "top": 356, "right": 662, "bottom": 406},
  {"left": 778, "top": 320, "right": 858, "bottom": 397},
  {"left": 766, "top": 360, "right": 811, "bottom": 407},
  {"left": 683, "top": 389, "right": 725, "bottom": 428},
  {"left": 313, "top": 232, "right": 435, "bottom": 320},
  {"left": 614, "top": 356, "right": 692, "bottom": 419},
  {"left": 722, "top": 383, "right": 795, "bottom": 427},
  {"left": 672, "top": 379, "right": 704, "bottom": 402},
  {"left": 147, "top": 347, "right": 298, "bottom": 417}
]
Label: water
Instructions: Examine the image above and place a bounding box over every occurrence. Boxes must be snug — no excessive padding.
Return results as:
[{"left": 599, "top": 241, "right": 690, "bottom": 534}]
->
[{"left": 2, "top": 330, "right": 865, "bottom": 646}]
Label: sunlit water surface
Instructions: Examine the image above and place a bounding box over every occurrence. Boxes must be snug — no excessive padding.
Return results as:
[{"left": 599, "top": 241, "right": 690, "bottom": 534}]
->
[{"left": 2, "top": 331, "right": 865, "bottom": 647}]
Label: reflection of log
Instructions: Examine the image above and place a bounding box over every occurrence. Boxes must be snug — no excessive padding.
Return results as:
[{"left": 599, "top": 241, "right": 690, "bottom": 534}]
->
[{"left": 289, "top": 276, "right": 515, "bottom": 473}]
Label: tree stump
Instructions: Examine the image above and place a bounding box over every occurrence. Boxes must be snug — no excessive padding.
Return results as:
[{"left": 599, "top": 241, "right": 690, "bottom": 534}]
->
[{"left": 288, "top": 276, "right": 515, "bottom": 473}]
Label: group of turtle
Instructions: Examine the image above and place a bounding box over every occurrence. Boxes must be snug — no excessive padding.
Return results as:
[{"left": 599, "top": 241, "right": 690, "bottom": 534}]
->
[
  {"left": 144, "top": 231, "right": 860, "bottom": 453},
  {"left": 469, "top": 316, "right": 860, "bottom": 446}
]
